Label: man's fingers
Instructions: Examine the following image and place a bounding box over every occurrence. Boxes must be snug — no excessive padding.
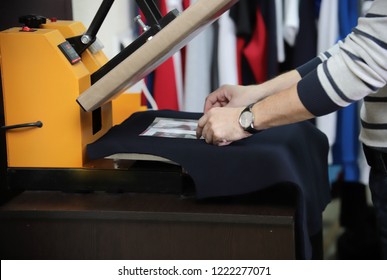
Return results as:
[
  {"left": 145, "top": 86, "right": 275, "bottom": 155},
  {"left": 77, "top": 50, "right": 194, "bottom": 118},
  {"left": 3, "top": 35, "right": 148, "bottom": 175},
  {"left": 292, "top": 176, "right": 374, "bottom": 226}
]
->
[
  {"left": 203, "top": 126, "right": 213, "bottom": 144},
  {"left": 196, "top": 114, "right": 215, "bottom": 144},
  {"left": 196, "top": 114, "right": 208, "bottom": 139}
]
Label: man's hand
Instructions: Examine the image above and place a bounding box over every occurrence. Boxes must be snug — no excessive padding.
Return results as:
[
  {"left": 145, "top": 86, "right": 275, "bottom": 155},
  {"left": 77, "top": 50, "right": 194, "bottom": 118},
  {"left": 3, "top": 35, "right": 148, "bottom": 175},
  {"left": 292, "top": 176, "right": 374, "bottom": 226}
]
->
[
  {"left": 196, "top": 107, "right": 250, "bottom": 146},
  {"left": 203, "top": 84, "right": 257, "bottom": 113}
]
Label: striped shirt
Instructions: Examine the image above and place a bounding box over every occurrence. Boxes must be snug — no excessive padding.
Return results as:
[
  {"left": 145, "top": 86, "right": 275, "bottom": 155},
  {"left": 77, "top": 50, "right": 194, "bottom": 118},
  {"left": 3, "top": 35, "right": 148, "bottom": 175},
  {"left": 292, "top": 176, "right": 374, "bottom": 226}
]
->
[{"left": 296, "top": 0, "right": 387, "bottom": 151}]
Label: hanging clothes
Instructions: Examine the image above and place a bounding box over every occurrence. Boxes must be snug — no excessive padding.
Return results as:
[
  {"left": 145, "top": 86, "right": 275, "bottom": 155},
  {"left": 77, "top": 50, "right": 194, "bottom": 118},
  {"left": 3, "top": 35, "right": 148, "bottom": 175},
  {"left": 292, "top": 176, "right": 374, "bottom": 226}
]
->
[
  {"left": 332, "top": 0, "right": 360, "bottom": 182},
  {"left": 230, "top": 0, "right": 258, "bottom": 85},
  {"left": 281, "top": 0, "right": 318, "bottom": 72},
  {"left": 152, "top": 0, "right": 180, "bottom": 110},
  {"left": 217, "top": 10, "right": 239, "bottom": 87},
  {"left": 315, "top": 0, "right": 339, "bottom": 164},
  {"left": 230, "top": 0, "right": 278, "bottom": 85},
  {"left": 275, "top": 0, "right": 285, "bottom": 63},
  {"left": 166, "top": 0, "right": 184, "bottom": 110},
  {"left": 241, "top": 7, "right": 268, "bottom": 84},
  {"left": 259, "top": 0, "right": 279, "bottom": 80},
  {"left": 283, "top": 0, "right": 300, "bottom": 47},
  {"left": 182, "top": 0, "right": 215, "bottom": 112}
]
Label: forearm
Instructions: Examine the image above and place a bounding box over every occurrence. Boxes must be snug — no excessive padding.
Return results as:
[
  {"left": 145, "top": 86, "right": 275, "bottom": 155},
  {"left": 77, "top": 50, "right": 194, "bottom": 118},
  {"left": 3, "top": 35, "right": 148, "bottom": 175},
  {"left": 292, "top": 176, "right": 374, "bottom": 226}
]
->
[
  {"left": 251, "top": 83, "right": 314, "bottom": 130},
  {"left": 245, "top": 70, "right": 302, "bottom": 101}
]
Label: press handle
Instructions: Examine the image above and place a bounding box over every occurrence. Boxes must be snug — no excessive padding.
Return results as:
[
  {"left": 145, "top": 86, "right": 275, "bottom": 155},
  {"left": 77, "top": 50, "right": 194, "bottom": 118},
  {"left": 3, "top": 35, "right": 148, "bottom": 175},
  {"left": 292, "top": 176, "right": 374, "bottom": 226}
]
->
[{"left": 1, "top": 121, "right": 43, "bottom": 130}]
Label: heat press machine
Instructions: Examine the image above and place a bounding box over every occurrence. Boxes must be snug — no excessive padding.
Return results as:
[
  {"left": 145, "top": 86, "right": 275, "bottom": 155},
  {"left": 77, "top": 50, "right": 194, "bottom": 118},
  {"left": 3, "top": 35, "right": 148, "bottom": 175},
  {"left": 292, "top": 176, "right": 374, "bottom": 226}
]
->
[{"left": 0, "top": 0, "right": 238, "bottom": 194}]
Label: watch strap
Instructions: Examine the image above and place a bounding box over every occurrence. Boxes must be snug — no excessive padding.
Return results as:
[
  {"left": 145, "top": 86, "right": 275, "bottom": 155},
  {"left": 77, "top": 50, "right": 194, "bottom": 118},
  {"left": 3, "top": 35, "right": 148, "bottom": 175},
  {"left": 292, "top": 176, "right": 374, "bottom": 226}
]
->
[{"left": 242, "top": 103, "right": 261, "bottom": 134}]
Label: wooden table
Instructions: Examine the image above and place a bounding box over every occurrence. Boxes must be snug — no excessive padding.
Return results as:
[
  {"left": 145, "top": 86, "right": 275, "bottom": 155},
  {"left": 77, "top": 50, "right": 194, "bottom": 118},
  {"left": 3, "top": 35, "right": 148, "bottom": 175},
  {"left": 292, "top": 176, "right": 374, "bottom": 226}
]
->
[{"left": 0, "top": 187, "right": 297, "bottom": 260}]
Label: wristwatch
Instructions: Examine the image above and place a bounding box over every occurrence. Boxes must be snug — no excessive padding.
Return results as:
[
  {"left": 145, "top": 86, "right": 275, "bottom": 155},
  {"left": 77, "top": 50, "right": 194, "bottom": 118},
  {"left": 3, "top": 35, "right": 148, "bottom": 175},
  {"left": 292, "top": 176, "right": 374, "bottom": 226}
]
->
[{"left": 239, "top": 103, "right": 260, "bottom": 134}]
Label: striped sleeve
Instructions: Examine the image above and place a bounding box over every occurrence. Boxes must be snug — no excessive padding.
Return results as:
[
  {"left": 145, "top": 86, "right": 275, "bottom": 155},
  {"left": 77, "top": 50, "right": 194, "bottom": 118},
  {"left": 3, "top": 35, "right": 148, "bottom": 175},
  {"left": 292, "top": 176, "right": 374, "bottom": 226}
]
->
[
  {"left": 298, "top": 0, "right": 387, "bottom": 117},
  {"left": 296, "top": 44, "right": 340, "bottom": 78}
]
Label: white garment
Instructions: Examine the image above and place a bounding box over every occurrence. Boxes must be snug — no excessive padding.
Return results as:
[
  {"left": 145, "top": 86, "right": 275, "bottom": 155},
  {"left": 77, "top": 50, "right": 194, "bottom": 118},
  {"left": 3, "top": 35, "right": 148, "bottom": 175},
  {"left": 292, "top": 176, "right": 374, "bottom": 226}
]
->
[
  {"left": 218, "top": 10, "right": 238, "bottom": 86},
  {"left": 283, "top": 0, "right": 300, "bottom": 46},
  {"left": 316, "top": 0, "right": 339, "bottom": 164},
  {"left": 317, "top": 0, "right": 339, "bottom": 53},
  {"left": 183, "top": 0, "right": 214, "bottom": 112},
  {"left": 275, "top": 0, "right": 286, "bottom": 63}
]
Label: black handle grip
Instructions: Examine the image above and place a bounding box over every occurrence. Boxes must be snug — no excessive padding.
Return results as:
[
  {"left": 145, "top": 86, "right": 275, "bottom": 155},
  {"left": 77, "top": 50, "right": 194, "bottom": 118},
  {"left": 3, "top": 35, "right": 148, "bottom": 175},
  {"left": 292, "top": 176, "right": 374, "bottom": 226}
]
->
[
  {"left": 84, "top": 0, "right": 115, "bottom": 41},
  {"left": 1, "top": 121, "right": 43, "bottom": 130}
]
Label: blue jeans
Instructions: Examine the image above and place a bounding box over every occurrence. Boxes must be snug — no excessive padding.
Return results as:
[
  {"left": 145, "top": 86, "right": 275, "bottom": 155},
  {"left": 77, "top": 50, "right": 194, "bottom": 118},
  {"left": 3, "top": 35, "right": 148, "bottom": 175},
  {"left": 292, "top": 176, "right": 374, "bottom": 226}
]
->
[{"left": 369, "top": 168, "right": 387, "bottom": 259}]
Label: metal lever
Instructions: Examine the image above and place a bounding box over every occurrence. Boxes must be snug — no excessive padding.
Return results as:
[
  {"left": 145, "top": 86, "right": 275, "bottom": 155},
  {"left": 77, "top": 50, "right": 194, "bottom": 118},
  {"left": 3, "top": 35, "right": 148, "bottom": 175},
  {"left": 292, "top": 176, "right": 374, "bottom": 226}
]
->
[
  {"left": 1, "top": 121, "right": 43, "bottom": 130},
  {"left": 67, "top": 0, "right": 162, "bottom": 56},
  {"left": 82, "top": 0, "right": 115, "bottom": 45},
  {"left": 90, "top": 0, "right": 178, "bottom": 84},
  {"left": 67, "top": 0, "right": 115, "bottom": 56}
]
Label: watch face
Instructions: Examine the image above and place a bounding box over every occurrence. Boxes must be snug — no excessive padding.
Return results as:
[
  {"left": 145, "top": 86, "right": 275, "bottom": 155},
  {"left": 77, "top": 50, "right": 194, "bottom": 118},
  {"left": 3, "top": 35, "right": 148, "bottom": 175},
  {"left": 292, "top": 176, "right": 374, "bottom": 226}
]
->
[{"left": 239, "top": 111, "right": 253, "bottom": 129}]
